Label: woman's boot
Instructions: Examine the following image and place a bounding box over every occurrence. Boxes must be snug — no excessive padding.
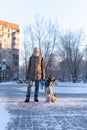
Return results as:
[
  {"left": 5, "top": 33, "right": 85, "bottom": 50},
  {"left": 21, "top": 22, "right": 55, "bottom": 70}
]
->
[{"left": 24, "top": 96, "right": 30, "bottom": 102}]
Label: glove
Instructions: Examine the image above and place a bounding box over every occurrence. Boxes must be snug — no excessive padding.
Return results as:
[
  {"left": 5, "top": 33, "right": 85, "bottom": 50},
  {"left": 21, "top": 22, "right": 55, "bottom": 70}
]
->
[{"left": 40, "top": 79, "right": 45, "bottom": 89}]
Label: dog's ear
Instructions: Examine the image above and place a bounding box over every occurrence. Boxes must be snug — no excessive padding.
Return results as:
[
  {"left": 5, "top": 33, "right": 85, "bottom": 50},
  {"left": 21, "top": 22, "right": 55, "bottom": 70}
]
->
[
  {"left": 52, "top": 77, "right": 56, "bottom": 82},
  {"left": 48, "top": 74, "right": 56, "bottom": 82},
  {"left": 53, "top": 78, "right": 56, "bottom": 82}
]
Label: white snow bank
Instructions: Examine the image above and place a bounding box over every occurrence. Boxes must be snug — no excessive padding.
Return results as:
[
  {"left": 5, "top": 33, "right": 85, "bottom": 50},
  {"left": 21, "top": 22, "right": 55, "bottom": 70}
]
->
[
  {"left": 57, "top": 82, "right": 87, "bottom": 87},
  {"left": 1, "top": 81, "right": 87, "bottom": 94},
  {"left": 1, "top": 81, "right": 87, "bottom": 87},
  {"left": 0, "top": 107, "right": 10, "bottom": 130},
  {"left": 20, "top": 85, "right": 87, "bottom": 94},
  {"left": 0, "top": 81, "right": 17, "bottom": 85},
  {"left": 53, "top": 86, "right": 87, "bottom": 94},
  {"left": 19, "top": 81, "right": 87, "bottom": 94}
]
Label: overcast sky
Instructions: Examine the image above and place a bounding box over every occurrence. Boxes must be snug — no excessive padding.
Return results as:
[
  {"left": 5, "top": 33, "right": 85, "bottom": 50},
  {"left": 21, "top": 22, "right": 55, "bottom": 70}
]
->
[{"left": 0, "top": 0, "right": 87, "bottom": 31}]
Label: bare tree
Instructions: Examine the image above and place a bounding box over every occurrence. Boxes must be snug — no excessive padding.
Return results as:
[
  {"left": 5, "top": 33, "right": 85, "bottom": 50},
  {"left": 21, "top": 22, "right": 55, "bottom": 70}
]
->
[
  {"left": 46, "top": 53, "right": 59, "bottom": 78},
  {"left": 27, "top": 17, "right": 60, "bottom": 78},
  {"left": 20, "top": 16, "right": 60, "bottom": 79},
  {"left": 20, "top": 27, "right": 30, "bottom": 79},
  {"left": 83, "top": 44, "right": 87, "bottom": 81},
  {"left": 33, "top": 16, "right": 47, "bottom": 55},
  {"left": 44, "top": 21, "right": 59, "bottom": 77},
  {"left": 59, "top": 30, "right": 84, "bottom": 82}
]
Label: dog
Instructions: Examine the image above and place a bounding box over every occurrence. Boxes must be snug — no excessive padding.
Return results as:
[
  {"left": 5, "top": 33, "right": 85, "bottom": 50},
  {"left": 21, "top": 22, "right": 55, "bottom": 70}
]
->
[{"left": 45, "top": 75, "right": 56, "bottom": 103}]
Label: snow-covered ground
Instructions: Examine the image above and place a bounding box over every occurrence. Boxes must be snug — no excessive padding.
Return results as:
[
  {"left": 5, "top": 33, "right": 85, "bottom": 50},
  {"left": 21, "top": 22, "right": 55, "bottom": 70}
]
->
[
  {"left": 0, "top": 82, "right": 87, "bottom": 130},
  {"left": 0, "top": 103, "right": 10, "bottom": 130},
  {"left": 0, "top": 81, "right": 18, "bottom": 85},
  {"left": 19, "top": 81, "right": 87, "bottom": 94},
  {"left": 1, "top": 81, "right": 87, "bottom": 94}
]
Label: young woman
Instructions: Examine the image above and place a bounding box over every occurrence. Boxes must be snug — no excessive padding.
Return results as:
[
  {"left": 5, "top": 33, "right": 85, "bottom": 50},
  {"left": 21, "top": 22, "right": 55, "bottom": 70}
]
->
[{"left": 25, "top": 47, "right": 45, "bottom": 102}]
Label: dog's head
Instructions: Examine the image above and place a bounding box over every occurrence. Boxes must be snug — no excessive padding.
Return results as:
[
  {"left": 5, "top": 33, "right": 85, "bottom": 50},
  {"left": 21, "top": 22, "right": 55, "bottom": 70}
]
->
[
  {"left": 48, "top": 75, "right": 56, "bottom": 83},
  {"left": 45, "top": 74, "right": 56, "bottom": 87}
]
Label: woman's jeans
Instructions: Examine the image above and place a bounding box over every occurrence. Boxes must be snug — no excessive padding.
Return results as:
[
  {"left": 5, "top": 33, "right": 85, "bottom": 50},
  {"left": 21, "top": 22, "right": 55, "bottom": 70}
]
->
[{"left": 26, "top": 80, "right": 39, "bottom": 99}]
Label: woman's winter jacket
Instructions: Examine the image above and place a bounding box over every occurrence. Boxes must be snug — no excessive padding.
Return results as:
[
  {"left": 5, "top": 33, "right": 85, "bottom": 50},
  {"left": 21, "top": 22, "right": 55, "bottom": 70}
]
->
[{"left": 27, "top": 55, "right": 45, "bottom": 81}]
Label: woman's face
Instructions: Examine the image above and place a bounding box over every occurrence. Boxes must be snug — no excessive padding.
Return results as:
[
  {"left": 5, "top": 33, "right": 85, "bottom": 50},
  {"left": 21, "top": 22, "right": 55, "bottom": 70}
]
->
[{"left": 34, "top": 50, "right": 39, "bottom": 56}]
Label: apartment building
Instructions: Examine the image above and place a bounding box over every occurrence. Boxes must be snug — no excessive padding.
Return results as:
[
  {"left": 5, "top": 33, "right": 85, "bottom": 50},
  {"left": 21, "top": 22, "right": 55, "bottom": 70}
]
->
[{"left": 0, "top": 20, "right": 20, "bottom": 80}]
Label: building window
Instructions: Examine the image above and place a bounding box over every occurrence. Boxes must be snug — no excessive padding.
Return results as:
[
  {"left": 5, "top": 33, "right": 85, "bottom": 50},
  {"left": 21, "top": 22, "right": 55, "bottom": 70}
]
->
[{"left": 14, "top": 61, "right": 18, "bottom": 66}]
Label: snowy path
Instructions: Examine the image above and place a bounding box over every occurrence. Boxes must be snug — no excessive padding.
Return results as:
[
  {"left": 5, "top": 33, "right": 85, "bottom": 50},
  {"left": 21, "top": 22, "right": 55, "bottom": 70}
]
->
[
  {"left": 0, "top": 84, "right": 87, "bottom": 130},
  {"left": 3, "top": 96, "right": 87, "bottom": 130}
]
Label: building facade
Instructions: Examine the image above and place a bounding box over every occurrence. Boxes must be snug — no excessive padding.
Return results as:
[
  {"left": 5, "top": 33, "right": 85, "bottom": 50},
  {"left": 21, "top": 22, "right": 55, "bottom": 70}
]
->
[{"left": 0, "top": 20, "right": 20, "bottom": 81}]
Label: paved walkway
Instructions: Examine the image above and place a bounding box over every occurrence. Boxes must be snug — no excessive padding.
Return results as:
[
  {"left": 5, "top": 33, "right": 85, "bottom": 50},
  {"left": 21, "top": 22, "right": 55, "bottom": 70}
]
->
[{"left": 0, "top": 84, "right": 87, "bottom": 130}]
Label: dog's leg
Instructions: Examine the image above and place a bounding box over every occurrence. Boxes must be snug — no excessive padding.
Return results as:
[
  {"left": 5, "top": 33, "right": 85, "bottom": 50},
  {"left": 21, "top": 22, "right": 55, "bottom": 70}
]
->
[
  {"left": 45, "top": 87, "right": 49, "bottom": 102},
  {"left": 50, "top": 86, "right": 53, "bottom": 103}
]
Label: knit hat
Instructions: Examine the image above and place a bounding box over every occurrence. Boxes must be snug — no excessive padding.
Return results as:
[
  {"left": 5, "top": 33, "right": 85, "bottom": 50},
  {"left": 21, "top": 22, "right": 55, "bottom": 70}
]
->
[{"left": 34, "top": 47, "right": 39, "bottom": 52}]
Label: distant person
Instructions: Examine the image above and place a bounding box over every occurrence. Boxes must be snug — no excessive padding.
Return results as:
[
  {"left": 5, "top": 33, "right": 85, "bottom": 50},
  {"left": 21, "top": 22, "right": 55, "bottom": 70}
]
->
[{"left": 25, "top": 47, "right": 45, "bottom": 102}]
